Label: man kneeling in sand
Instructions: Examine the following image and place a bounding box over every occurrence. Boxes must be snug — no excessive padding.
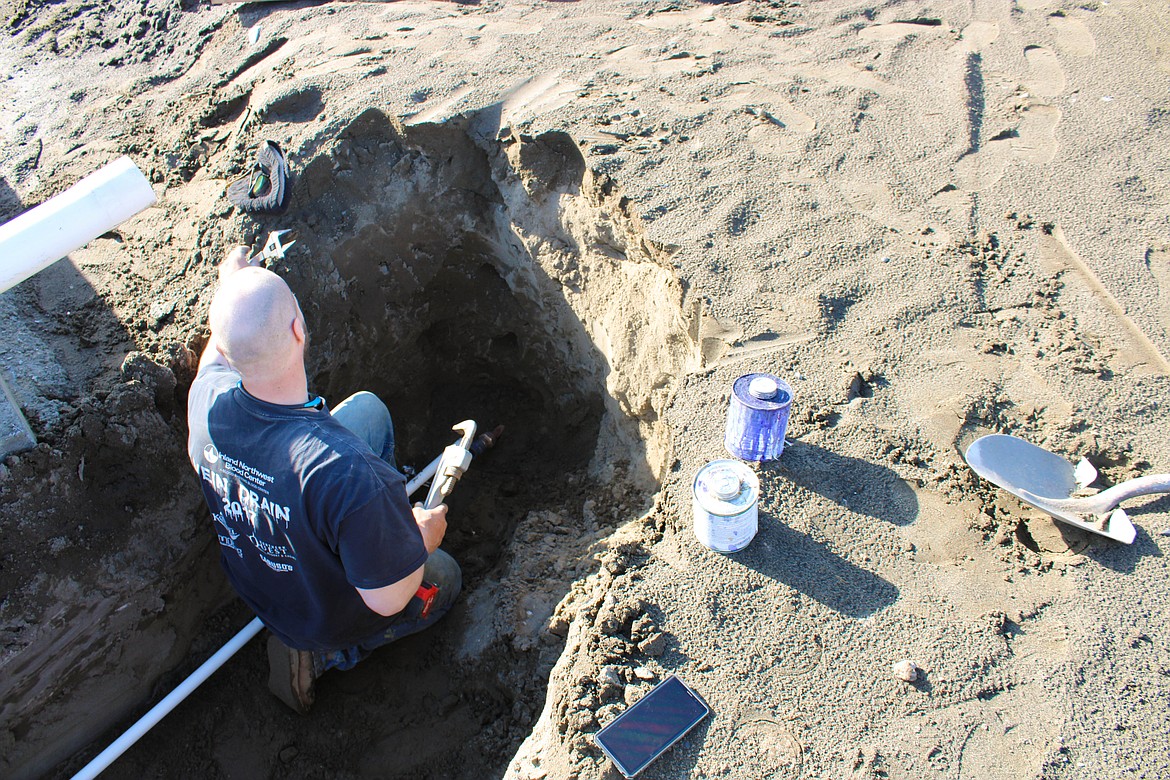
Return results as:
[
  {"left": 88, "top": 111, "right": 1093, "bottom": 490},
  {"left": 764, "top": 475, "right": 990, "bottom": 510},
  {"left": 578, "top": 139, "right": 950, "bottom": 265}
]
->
[{"left": 186, "top": 246, "right": 461, "bottom": 713}]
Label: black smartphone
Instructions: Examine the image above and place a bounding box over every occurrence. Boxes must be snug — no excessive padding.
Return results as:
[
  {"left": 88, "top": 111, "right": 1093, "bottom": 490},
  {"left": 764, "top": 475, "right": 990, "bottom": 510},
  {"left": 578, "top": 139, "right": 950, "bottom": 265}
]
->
[{"left": 593, "top": 675, "right": 711, "bottom": 778}]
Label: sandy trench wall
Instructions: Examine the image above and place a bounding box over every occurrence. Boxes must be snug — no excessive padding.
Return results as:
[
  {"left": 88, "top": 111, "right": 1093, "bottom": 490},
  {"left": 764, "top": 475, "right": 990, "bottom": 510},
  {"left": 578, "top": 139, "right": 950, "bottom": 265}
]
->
[
  {"left": 494, "top": 128, "right": 703, "bottom": 485},
  {"left": 0, "top": 380, "right": 228, "bottom": 780},
  {"left": 273, "top": 109, "right": 699, "bottom": 485}
]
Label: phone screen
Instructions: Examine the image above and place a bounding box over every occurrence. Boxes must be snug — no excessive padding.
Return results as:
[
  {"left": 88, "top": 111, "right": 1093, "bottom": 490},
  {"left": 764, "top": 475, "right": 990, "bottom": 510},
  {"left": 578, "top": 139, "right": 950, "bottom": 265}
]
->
[{"left": 593, "top": 675, "right": 711, "bottom": 778}]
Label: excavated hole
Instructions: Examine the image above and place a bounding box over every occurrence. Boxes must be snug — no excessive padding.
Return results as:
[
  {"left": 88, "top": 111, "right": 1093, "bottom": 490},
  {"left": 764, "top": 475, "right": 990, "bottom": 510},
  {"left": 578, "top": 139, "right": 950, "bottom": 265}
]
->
[
  {"left": 299, "top": 205, "right": 607, "bottom": 778},
  {"left": 323, "top": 241, "right": 608, "bottom": 584},
  {"left": 99, "top": 110, "right": 695, "bottom": 778},
  {"left": 281, "top": 112, "right": 690, "bottom": 778}
]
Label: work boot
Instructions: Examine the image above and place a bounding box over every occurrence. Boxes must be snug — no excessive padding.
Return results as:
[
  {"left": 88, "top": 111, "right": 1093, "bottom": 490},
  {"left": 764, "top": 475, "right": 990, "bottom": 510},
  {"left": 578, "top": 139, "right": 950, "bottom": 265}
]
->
[{"left": 267, "top": 634, "right": 317, "bottom": 714}]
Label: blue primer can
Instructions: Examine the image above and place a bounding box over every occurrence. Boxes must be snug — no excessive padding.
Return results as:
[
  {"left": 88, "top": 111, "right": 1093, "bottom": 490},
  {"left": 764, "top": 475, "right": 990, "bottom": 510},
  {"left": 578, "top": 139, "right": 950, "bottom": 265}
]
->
[{"left": 724, "top": 373, "right": 793, "bottom": 461}]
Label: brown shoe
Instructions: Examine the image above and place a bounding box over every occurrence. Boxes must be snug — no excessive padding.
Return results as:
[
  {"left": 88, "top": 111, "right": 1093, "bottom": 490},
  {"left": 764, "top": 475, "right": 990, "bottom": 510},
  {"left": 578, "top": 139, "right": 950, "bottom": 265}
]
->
[{"left": 267, "top": 634, "right": 316, "bottom": 714}]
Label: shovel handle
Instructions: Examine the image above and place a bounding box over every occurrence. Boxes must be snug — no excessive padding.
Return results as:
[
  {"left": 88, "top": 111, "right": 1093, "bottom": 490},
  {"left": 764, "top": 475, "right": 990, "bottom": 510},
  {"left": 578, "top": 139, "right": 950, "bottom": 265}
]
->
[{"left": 1023, "top": 473, "right": 1170, "bottom": 515}]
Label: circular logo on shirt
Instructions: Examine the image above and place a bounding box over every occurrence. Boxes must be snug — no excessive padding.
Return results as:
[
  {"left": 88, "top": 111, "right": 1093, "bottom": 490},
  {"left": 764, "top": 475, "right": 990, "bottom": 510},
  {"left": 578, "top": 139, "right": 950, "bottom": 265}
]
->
[{"left": 203, "top": 444, "right": 220, "bottom": 464}]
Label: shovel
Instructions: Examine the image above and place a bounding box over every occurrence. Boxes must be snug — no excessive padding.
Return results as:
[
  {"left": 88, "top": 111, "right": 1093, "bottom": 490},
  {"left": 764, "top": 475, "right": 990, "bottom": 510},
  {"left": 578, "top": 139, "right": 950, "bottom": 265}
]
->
[{"left": 964, "top": 434, "right": 1170, "bottom": 545}]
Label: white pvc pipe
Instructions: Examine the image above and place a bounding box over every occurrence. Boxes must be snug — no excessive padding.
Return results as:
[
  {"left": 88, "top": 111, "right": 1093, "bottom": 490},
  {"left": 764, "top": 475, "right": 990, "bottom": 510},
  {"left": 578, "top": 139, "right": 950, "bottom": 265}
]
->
[
  {"left": 71, "top": 468, "right": 437, "bottom": 779},
  {"left": 0, "top": 156, "right": 156, "bottom": 294},
  {"left": 70, "top": 617, "right": 264, "bottom": 780},
  {"left": 406, "top": 454, "right": 441, "bottom": 497}
]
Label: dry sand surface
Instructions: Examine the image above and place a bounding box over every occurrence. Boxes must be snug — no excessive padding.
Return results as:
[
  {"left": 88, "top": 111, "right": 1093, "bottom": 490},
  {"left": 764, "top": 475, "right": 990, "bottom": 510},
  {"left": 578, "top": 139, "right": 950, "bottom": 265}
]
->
[{"left": 1, "top": 0, "right": 1169, "bottom": 778}]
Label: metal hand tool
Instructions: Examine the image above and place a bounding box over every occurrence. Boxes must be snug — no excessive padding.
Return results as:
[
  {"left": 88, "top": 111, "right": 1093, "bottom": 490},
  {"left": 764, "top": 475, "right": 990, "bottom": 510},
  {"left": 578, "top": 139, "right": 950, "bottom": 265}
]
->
[
  {"left": 423, "top": 420, "right": 477, "bottom": 510},
  {"left": 249, "top": 229, "right": 296, "bottom": 265}
]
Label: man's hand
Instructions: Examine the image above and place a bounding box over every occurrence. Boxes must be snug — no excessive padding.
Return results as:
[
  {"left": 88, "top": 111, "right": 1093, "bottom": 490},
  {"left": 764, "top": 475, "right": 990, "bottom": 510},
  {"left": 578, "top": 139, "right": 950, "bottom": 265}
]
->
[
  {"left": 196, "top": 246, "right": 256, "bottom": 373},
  {"left": 217, "top": 244, "right": 253, "bottom": 284},
  {"left": 355, "top": 504, "right": 446, "bottom": 617},
  {"left": 413, "top": 503, "right": 448, "bottom": 554}
]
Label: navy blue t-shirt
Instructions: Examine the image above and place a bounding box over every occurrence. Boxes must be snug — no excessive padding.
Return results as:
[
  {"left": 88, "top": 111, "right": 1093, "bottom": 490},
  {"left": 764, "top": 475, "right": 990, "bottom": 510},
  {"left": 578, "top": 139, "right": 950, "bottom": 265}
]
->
[{"left": 187, "top": 363, "right": 427, "bottom": 651}]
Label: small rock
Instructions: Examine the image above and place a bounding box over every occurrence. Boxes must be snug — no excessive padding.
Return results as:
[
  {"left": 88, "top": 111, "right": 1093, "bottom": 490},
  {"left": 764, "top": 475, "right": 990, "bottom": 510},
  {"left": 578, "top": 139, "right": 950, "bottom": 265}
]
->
[
  {"left": 629, "top": 614, "right": 656, "bottom": 643},
  {"left": 547, "top": 614, "right": 570, "bottom": 637},
  {"left": 148, "top": 299, "right": 176, "bottom": 329},
  {"left": 638, "top": 632, "right": 668, "bottom": 657},
  {"left": 892, "top": 659, "right": 919, "bottom": 682},
  {"left": 278, "top": 745, "right": 298, "bottom": 763},
  {"left": 600, "top": 666, "right": 622, "bottom": 686},
  {"left": 633, "top": 666, "right": 655, "bottom": 680}
]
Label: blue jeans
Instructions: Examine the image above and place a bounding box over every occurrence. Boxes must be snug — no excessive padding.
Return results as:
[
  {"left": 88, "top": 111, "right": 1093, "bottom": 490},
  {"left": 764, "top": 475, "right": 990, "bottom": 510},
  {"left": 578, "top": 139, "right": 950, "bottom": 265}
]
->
[
  {"left": 318, "top": 392, "right": 463, "bottom": 673},
  {"left": 332, "top": 391, "right": 399, "bottom": 467}
]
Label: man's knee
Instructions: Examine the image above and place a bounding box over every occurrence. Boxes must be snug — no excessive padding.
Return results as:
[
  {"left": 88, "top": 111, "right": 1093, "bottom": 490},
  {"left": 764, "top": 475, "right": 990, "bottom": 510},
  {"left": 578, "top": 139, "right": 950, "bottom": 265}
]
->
[
  {"left": 335, "top": 391, "right": 389, "bottom": 423},
  {"left": 424, "top": 549, "right": 462, "bottom": 609},
  {"left": 331, "top": 391, "right": 395, "bottom": 462}
]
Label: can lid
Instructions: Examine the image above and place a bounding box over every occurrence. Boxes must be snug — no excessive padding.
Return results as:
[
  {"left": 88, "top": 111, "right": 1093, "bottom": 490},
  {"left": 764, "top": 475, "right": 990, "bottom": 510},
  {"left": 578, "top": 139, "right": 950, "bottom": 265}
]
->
[
  {"left": 748, "top": 376, "right": 779, "bottom": 400},
  {"left": 732, "top": 373, "right": 792, "bottom": 411},
  {"left": 694, "top": 460, "right": 759, "bottom": 516},
  {"left": 710, "top": 470, "right": 742, "bottom": 500}
]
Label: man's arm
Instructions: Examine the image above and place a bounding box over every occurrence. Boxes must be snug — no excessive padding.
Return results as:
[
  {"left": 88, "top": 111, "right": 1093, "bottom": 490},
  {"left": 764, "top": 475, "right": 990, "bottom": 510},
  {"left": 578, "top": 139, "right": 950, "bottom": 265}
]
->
[
  {"left": 197, "top": 245, "right": 253, "bottom": 372},
  {"left": 355, "top": 503, "right": 448, "bottom": 616},
  {"left": 356, "top": 565, "right": 425, "bottom": 617}
]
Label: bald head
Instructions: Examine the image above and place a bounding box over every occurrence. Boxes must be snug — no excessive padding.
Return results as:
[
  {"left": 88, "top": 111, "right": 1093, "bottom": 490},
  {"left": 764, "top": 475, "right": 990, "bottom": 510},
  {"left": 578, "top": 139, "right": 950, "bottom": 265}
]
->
[{"left": 209, "top": 266, "right": 305, "bottom": 382}]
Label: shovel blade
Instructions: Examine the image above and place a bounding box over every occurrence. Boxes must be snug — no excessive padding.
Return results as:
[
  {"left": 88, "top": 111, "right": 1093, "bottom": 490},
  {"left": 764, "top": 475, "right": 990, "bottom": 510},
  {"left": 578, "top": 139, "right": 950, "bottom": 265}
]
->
[
  {"left": 965, "top": 434, "right": 1078, "bottom": 500},
  {"left": 964, "top": 434, "right": 1136, "bottom": 544}
]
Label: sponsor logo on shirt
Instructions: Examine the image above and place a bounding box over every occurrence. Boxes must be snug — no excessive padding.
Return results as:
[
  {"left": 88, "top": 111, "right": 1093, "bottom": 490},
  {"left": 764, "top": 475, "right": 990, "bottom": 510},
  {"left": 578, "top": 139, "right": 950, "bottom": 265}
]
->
[
  {"left": 197, "top": 464, "right": 291, "bottom": 528},
  {"left": 213, "top": 512, "right": 243, "bottom": 558},
  {"left": 198, "top": 450, "right": 297, "bottom": 573},
  {"left": 257, "top": 555, "right": 295, "bottom": 572}
]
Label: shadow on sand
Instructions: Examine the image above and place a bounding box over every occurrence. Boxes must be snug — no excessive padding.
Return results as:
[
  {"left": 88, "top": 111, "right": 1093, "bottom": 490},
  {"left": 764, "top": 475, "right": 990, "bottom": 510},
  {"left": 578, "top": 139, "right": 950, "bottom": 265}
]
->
[
  {"left": 0, "top": 176, "right": 23, "bottom": 223},
  {"left": 1082, "top": 494, "right": 1169, "bottom": 574},
  {"left": 763, "top": 440, "right": 920, "bottom": 526},
  {"left": 728, "top": 515, "right": 899, "bottom": 619}
]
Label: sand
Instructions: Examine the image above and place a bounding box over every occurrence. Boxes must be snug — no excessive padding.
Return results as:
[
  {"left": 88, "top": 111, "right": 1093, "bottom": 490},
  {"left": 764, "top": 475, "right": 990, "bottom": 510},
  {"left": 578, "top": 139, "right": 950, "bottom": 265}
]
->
[{"left": 1, "top": 0, "right": 1169, "bottom": 778}]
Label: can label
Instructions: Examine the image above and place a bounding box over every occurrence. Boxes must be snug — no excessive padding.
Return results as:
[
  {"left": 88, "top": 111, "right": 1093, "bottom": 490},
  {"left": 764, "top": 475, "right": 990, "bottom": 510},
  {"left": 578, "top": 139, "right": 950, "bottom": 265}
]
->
[
  {"left": 724, "top": 373, "right": 793, "bottom": 462},
  {"left": 693, "top": 459, "right": 760, "bottom": 553}
]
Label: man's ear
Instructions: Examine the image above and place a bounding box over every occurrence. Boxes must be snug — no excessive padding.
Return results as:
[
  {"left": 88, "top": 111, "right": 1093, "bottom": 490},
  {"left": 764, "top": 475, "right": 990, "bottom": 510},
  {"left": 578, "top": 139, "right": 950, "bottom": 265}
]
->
[{"left": 291, "top": 313, "right": 306, "bottom": 345}]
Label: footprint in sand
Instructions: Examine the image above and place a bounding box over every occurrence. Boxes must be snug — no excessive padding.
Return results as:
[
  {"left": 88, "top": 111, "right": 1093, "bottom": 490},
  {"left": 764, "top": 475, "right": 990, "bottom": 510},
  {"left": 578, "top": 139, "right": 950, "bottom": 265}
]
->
[
  {"left": 1144, "top": 0, "right": 1170, "bottom": 72},
  {"left": 732, "top": 84, "right": 816, "bottom": 159},
  {"left": 955, "top": 137, "right": 1012, "bottom": 190},
  {"left": 1022, "top": 45, "right": 1065, "bottom": 97},
  {"left": 1048, "top": 12, "right": 1096, "bottom": 58},
  {"left": 955, "top": 39, "right": 1064, "bottom": 188},
  {"left": 838, "top": 179, "right": 928, "bottom": 236},
  {"left": 959, "top": 20, "right": 999, "bottom": 51},
  {"left": 733, "top": 713, "right": 804, "bottom": 779},
  {"left": 1146, "top": 244, "right": 1170, "bottom": 335},
  {"left": 955, "top": 102, "right": 1059, "bottom": 187},
  {"left": 1012, "top": 103, "right": 1060, "bottom": 164}
]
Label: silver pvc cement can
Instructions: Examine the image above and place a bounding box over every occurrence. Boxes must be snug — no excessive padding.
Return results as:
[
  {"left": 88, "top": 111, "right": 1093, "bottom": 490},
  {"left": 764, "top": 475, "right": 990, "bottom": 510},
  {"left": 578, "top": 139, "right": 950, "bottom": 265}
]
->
[{"left": 692, "top": 459, "right": 760, "bottom": 553}]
